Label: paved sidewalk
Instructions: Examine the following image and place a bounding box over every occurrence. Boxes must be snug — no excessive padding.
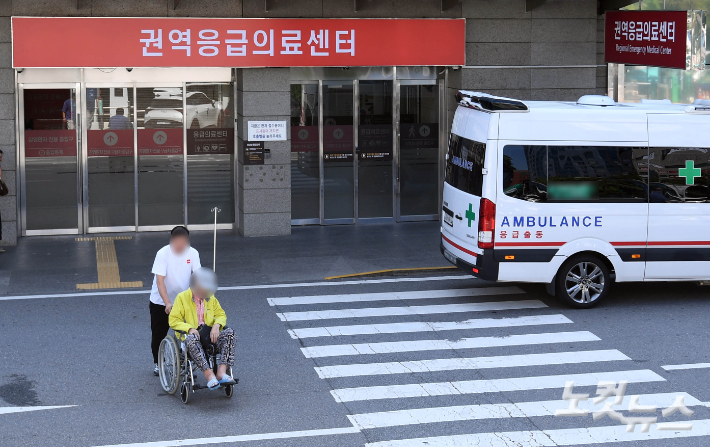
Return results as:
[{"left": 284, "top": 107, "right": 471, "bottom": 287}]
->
[{"left": 0, "top": 221, "right": 454, "bottom": 296}]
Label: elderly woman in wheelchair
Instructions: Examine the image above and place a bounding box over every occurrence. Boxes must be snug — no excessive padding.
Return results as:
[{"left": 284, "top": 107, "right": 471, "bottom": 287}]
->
[{"left": 158, "top": 268, "right": 237, "bottom": 403}]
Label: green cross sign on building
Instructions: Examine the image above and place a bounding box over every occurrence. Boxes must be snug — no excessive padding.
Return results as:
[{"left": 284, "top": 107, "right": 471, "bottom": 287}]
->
[
  {"left": 679, "top": 160, "right": 702, "bottom": 185},
  {"left": 466, "top": 203, "right": 476, "bottom": 227}
]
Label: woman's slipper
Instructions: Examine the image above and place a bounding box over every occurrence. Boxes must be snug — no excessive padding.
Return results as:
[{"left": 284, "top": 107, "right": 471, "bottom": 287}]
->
[
  {"left": 218, "top": 375, "right": 237, "bottom": 385},
  {"left": 207, "top": 378, "right": 220, "bottom": 390}
]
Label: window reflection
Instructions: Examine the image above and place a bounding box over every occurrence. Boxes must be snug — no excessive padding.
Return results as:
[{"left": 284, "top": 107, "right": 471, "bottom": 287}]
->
[
  {"left": 649, "top": 147, "right": 710, "bottom": 203},
  {"left": 502, "top": 145, "right": 647, "bottom": 202},
  {"left": 186, "top": 83, "right": 235, "bottom": 225}
]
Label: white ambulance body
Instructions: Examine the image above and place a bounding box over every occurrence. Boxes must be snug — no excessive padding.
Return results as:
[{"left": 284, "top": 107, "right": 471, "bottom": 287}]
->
[{"left": 441, "top": 91, "right": 710, "bottom": 308}]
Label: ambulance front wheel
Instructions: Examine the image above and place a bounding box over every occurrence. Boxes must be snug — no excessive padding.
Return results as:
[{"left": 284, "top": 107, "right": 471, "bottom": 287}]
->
[{"left": 555, "top": 255, "right": 610, "bottom": 309}]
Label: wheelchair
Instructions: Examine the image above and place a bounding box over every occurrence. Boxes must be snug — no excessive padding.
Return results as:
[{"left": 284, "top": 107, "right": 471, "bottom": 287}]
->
[{"left": 157, "top": 329, "right": 238, "bottom": 404}]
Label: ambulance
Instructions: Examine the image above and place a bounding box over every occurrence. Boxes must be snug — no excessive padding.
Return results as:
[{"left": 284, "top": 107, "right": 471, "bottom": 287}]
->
[{"left": 441, "top": 90, "right": 710, "bottom": 308}]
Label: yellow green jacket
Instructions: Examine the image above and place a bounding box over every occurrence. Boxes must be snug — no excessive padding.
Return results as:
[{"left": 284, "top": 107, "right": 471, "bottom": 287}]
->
[{"left": 169, "top": 288, "right": 227, "bottom": 340}]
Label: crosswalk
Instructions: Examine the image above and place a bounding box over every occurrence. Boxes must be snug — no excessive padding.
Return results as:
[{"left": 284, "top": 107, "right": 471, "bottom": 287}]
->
[{"left": 268, "top": 284, "right": 708, "bottom": 446}]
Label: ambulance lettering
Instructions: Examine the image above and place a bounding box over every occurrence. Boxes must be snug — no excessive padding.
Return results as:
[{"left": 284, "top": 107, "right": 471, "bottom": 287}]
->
[
  {"left": 500, "top": 216, "right": 603, "bottom": 227},
  {"left": 451, "top": 155, "right": 474, "bottom": 171}
]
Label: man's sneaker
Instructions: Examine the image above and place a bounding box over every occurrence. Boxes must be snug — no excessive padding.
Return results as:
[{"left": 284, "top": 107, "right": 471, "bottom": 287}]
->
[{"left": 153, "top": 364, "right": 159, "bottom": 376}]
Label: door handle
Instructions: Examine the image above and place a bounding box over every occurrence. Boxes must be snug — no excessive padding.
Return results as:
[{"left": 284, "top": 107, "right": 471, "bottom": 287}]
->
[{"left": 455, "top": 214, "right": 463, "bottom": 220}]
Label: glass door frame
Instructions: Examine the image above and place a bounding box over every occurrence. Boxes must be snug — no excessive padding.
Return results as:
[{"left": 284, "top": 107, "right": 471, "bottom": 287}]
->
[
  {"left": 355, "top": 76, "right": 396, "bottom": 224},
  {"left": 133, "top": 81, "right": 185, "bottom": 232},
  {"left": 184, "top": 80, "right": 238, "bottom": 232},
  {"left": 290, "top": 80, "right": 321, "bottom": 226},
  {"left": 291, "top": 67, "right": 443, "bottom": 227},
  {"left": 82, "top": 82, "right": 138, "bottom": 233},
  {"left": 323, "top": 79, "right": 357, "bottom": 225},
  {"left": 18, "top": 82, "right": 83, "bottom": 236},
  {"left": 83, "top": 81, "right": 237, "bottom": 233},
  {"left": 395, "top": 78, "right": 444, "bottom": 223}
]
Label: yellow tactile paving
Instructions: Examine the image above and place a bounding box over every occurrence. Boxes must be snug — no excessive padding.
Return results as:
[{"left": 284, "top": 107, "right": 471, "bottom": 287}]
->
[{"left": 75, "top": 236, "right": 143, "bottom": 290}]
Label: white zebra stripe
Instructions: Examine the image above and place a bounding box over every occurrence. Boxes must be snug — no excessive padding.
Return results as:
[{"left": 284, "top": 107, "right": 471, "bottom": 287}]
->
[
  {"left": 349, "top": 392, "right": 702, "bottom": 429},
  {"left": 365, "top": 419, "right": 710, "bottom": 447},
  {"left": 268, "top": 286, "right": 524, "bottom": 306},
  {"left": 330, "top": 368, "right": 662, "bottom": 402},
  {"left": 316, "top": 349, "right": 629, "bottom": 379},
  {"left": 288, "top": 314, "right": 573, "bottom": 339},
  {"left": 301, "top": 331, "right": 599, "bottom": 358},
  {"left": 277, "top": 300, "right": 547, "bottom": 322},
  {"left": 662, "top": 363, "right": 710, "bottom": 371}
]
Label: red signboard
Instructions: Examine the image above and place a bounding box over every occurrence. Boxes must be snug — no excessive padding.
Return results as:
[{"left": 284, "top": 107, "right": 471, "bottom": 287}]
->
[
  {"left": 25, "top": 130, "right": 77, "bottom": 157},
  {"left": 323, "top": 125, "right": 353, "bottom": 161},
  {"left": 137, "top": 128, "right": 183, "bottom": 156},
  {"left": 291, "top": 125, "right": 318, "bottom": 152},
  {"left": 87, "top": 129, "right": 134, "bottom": 157},
  {"left": 605, "top": 11, "right": 688, "bottom": 69},
  {"left": 12, "top": 17, "right": 465, "bottom": 68}
]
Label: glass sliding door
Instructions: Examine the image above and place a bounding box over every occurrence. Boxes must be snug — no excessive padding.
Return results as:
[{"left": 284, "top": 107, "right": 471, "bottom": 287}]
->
[
  {"left": 323, "top": 81, "right": 355, "bottom": 223},
  {"left": 185, "top": 83, "right": 235, "bottom": 227},
  {"left": 136, "top": 86, "right": 184, "bottom": 229},
  {"left": 399, "top": 82, "right": 440, "bottom": 219},
  {"left": 85, "top": 85, "right": 135, "bottom": 231},
  {"left": 290, "top": 82, "right": 320, "bottom": 224},
  {"left": 21, "top": 85, "right": 81, "bottom": 234},
  {"left": 287, "top": 68, "right": 442, "bottom": 227},
  {"left": 358, "top": 80, "right": 394, "bottom": 220}
]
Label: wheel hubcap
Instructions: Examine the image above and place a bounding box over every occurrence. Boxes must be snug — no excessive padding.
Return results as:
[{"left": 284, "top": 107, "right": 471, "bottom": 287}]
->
[{"left": 564, "top": 261, "right": 604, "bottom": 304}]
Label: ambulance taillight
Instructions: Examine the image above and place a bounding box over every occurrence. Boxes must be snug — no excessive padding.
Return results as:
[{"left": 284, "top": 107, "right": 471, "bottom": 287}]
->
[{"left": 478, "top": 198, "right": 496, "bottom": 249}]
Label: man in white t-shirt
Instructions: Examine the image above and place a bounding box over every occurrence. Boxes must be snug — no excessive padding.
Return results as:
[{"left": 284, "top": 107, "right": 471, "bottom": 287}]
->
[{"left": 149, "top": 226, "right": 201, "bottom": 375}]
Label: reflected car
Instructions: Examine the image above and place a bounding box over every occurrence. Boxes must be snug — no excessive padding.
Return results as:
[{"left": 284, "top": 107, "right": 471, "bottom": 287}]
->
[
  {"left": 144, "top": 92, "right": 223, "bottom": 129},
  {"left": 504, "top": 180, "right": 547, "bottom": 202},
  {"left": 649, "top": 182, "right": 683, "bottom": 202},
  {"left": 684, "top": 184, "right": 710, "bottom": 202}
]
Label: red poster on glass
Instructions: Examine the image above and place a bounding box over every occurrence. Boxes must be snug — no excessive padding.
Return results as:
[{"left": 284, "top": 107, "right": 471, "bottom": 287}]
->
[
  {"left": 12, "top": 18, "right": 465, "bottom": 68},
  {"left": 291, "top": 126, "right": 318, "bottom": 152},
  {"left": 604, "top": 11, "right": 688, "bottom": 69},
  {"left": 87, "top": 129, "right": 134, "bottom": 157},
  {"left": 137, "top": 128, "right": 183, "bottom": 156},
  {"left": 24, "top": 130, "right": 77, "bottom": 157},
  {"left": 323, "top": 125, "right": 353, "bottom": 161}
]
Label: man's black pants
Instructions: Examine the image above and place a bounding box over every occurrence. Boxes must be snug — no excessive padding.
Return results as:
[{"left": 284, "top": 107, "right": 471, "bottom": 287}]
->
[{"left": 149, "top": 302, "right": 170, "bottom": 364}]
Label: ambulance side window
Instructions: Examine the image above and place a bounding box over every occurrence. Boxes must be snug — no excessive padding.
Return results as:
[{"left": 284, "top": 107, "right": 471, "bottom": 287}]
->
[
  {"left": 502, "top": 145, "right": 548, "bottom": 202},
  {"left": 502, "top": 145, "right": 647, "bottom": 203},
  {"left": 548, "top": 146, "right": 647, "bottom": 202},
  {"left": 445, "top": 134, "right": 486, "bottom": 196},
  {"left": 648, "top": 147, "right": 710, "bottom": 203}
]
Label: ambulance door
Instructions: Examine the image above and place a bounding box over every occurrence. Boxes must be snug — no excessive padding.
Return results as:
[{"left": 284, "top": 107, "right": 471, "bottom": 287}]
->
[{"left": 646, "top": 114, "right": 710, "bottom": 280}]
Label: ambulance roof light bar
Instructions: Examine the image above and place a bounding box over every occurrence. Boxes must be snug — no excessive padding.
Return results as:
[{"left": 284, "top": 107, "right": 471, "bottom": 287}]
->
[{"left": 456, "top": 90, "right": 529, "bottom": 113}]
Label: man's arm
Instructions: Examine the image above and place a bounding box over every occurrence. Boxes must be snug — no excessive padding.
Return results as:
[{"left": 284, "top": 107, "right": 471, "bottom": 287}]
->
[{"left": 155, "top": 275, "right": 173, "bottom": 314}]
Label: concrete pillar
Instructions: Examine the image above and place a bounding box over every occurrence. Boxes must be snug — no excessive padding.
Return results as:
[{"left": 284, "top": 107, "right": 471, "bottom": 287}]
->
[
  {"left": 236, "top": 68, "right": 291, "bottom": 237},
  {"left": 0, "top": 4, "right": 15, "bottom": 246}
]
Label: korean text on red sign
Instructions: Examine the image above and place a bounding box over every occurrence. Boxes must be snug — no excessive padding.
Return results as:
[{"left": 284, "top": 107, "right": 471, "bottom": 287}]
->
[
  {"left": 604, "top": 11, "right": 689, "bottom": 70},
  {"left": 12, "top": 18, "right": 465, "bottom": 68}
]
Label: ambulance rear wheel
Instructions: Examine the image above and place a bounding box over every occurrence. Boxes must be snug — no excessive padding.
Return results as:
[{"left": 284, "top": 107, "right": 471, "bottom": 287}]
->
[{"left": 555, "top": 255, "right": 610, "bottom": 309}]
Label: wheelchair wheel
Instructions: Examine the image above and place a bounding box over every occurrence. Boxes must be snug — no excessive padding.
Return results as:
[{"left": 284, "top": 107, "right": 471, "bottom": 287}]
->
[
  {"left": 225, "top": 384, "right": 233, "bottom": 398},
  {"left": 179, "top": 382, "right": 190, "bottom": 404},
  {"left": 158, "top": 335, "right": 180, "bottom": 395}
]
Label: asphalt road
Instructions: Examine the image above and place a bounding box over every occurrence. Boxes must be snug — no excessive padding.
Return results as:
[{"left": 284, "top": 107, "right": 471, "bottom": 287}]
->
[{"left": 1, "top": 274, "right": 709, "bottom": 447}]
